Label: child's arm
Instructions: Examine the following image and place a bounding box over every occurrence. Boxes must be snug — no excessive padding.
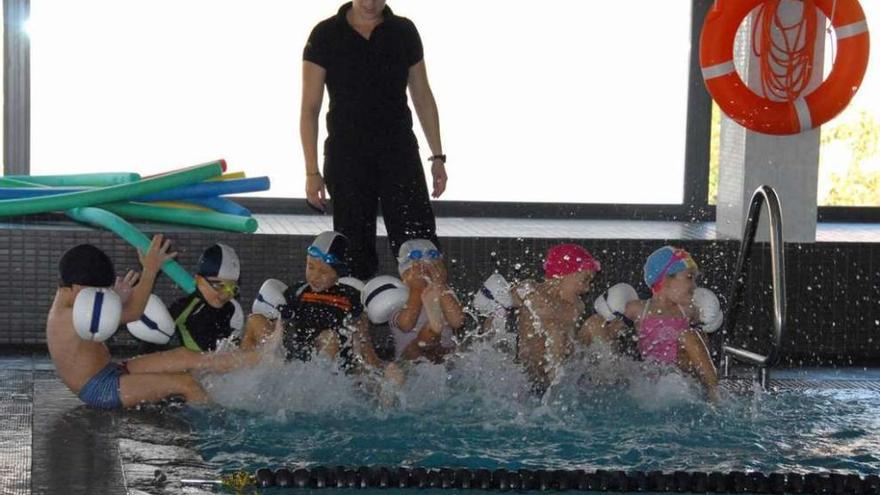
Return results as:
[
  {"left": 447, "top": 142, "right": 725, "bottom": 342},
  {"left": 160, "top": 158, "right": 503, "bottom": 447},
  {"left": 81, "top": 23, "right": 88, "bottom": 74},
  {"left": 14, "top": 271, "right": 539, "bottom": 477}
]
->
[
  {"left": 422, "top": 262, "right": 465, "bottom": 331},
  {"left": 509, "top": 280, "right": 534, "bottom": 309},
  {"left": 396, "top": 264, "right": 428, "bottom": 331},
  {"left": 120, "top": 234, "right": 177, "bottom": 324},
  {"left": 421, "top": 285, "right": 446, "bottom": 334},
  {"left": 577, "top": 314, "right": 625, "bottom": 348},
  {"left": 113, "top": 270, "right": 140, "bottom": 304},
  {"left": 623, "top": 299, "right": 646, "bottom": 327},
  {"left": 352, "top": 314, "right": 384, "bottom": 370},
  {"left": 438, "top": 290, "right": 465, "bottom": 330},
  {"left": 681, "top": 329, "right": 719, "bottom": 402}
]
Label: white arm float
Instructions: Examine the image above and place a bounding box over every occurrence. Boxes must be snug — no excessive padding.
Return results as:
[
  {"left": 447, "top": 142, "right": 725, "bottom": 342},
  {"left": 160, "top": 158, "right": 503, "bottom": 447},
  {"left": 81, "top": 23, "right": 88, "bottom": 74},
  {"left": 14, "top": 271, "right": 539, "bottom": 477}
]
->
[
  {"left": 472, "top": 273, "right": 513, "bottom": 316},
  {"left": 73, "top": 288, "right": 123, "bottom": 342},
  {"left": 126, "top": 293, "right": 175, "bottom": 345},
  {"left": 362, "top": 275, "right": 409, "bottom": 324},
  {"left": 594, "top": 283, "right": 639, "bottom": 322},
  {"left": 693, "top": 287, "right": 723, "bottom": 333},
  {"left": 251, "top": 279, "right": 290, "bottom": 320}
]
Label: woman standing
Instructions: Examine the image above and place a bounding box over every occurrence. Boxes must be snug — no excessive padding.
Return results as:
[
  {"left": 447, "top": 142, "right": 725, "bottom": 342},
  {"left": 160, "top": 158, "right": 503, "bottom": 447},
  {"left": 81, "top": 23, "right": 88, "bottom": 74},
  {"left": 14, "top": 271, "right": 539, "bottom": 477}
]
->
[{"left": 300, "top": 0, "right": 447, "bottom": 280}]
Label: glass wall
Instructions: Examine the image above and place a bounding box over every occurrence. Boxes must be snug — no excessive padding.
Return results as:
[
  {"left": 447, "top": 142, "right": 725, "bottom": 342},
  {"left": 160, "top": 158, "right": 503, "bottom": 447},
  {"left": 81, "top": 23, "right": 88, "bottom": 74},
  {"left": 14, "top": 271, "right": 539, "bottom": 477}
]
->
[{"left": 29, "top": 0, "right": 693, "bottom": 203}]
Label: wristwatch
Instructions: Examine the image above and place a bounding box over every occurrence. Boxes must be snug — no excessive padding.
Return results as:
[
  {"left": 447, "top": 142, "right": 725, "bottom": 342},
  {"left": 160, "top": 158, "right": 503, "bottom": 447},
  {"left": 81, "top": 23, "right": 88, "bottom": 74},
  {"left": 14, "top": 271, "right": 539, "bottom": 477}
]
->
[{"left": 427, "top": 154, "right": 447, "bottom": 164}]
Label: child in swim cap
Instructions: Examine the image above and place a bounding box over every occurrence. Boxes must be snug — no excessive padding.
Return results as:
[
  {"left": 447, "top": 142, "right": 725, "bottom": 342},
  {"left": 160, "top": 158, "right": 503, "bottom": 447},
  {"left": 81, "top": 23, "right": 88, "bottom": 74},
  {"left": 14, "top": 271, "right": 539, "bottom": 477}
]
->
[
  {"left": 389, "top": 239, "right": 465, "bottom": 363},
  {"left": 168, "top": 243, "right": 246, "bottom": 353},
  {"left": 585, "top": 246, "right": 718, "bottom": 401},
  {"left": 242, "top": 231, "right": 387, "bottom": 375},
  {"left": 506, "top": 243, "right": 601, "bottom": 394},
  {"left": 48, "top": 236, "right": 266, "bottom": 410}
]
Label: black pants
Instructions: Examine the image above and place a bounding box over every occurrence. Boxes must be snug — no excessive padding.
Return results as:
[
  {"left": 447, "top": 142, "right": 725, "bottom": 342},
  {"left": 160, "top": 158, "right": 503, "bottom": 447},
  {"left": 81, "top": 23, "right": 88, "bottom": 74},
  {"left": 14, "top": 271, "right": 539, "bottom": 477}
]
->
[{"left": 324, "top": 145, "right": 439, "bottom": 280}]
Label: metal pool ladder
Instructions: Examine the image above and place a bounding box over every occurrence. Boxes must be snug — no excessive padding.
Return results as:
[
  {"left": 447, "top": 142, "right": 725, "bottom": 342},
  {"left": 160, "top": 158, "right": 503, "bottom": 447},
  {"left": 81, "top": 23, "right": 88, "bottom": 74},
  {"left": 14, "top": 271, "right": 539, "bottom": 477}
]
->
[{"left": 721, "top": 185, "right": 786, "bottom": 389}]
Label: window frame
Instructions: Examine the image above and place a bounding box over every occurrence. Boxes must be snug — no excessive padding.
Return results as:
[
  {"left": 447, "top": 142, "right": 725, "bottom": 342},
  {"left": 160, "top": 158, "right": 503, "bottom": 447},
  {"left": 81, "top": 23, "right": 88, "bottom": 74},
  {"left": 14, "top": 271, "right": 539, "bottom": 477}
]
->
[{"left": 13, "top": 1, "right": 873, "bottom": 222}]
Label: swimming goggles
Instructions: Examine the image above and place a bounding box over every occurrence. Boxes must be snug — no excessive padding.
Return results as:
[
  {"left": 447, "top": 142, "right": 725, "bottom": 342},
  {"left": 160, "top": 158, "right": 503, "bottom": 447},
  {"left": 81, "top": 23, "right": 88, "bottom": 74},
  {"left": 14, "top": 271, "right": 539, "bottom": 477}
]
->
[
  {"left": 307, "top": 245, "right": 341, "bottom": 265},
  {"left": 207, "top": 278, "right": 238, "bottom": 296},
  {"left": 404, "top": 248, "right": 442, "bottom": 261}
]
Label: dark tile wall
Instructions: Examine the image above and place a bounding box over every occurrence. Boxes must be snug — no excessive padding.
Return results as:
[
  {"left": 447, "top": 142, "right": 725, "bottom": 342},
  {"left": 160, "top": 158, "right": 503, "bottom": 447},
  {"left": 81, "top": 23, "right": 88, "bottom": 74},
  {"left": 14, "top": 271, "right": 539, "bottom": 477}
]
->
[{"left": 2, "top": 227, "right": 879, "bottom": 364}]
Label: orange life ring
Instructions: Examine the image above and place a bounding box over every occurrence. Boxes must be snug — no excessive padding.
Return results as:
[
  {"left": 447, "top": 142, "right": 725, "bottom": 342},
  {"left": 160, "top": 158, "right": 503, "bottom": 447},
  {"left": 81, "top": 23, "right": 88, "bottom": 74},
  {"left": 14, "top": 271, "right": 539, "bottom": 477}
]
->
[{"left": 700, "top": 0, "right": 870, "bottom": 135}]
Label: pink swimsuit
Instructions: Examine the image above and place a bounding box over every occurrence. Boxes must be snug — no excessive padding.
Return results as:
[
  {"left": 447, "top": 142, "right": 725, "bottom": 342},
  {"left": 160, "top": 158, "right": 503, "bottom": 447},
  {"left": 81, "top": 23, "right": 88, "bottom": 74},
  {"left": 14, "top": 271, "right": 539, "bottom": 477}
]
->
[{"left": 637, "top": 301, "right": 690, "bottom": 365}]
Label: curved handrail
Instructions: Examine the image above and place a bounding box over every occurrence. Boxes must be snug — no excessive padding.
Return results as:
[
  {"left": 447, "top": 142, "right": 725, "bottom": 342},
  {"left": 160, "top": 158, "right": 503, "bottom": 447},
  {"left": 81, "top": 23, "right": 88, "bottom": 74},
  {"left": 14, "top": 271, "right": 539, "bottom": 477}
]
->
[{"left": 722, "top": 185, "right": 786, "bottom": 368}]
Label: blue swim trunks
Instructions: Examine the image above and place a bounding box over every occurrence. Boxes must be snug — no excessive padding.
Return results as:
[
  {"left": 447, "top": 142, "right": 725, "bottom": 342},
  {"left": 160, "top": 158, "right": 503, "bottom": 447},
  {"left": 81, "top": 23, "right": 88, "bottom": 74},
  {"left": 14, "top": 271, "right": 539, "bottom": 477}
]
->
[{"left": 78, "top": 362, "right": 128, "bottom": 410}]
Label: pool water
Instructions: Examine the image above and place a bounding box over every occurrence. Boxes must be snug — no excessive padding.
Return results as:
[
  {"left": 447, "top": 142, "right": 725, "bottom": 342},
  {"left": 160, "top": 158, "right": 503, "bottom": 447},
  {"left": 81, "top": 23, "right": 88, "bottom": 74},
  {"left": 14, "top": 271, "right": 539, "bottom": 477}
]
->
[{"left": 188, "top": 340, "right": 880, "bottom": 478}]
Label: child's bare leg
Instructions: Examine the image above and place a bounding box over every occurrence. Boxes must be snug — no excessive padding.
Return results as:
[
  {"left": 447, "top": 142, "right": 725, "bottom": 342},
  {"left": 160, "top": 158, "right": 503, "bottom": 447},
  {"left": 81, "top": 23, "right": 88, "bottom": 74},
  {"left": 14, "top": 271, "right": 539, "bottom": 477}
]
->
[
  {"left": 316, "top": 329, "right": 341, "bottom": 359},
  {"left": 383, "top": 362, "right": 406, "bottom": 387},
  {"left": 119, "top": 372, "right": 209, "bottom": 407},
  {"left": 679, "top": 330, "right": 719, "bottom": 401},
  {"left": 126, "top": 347, "right": 260, "bottom": 375},
  {"left": 241, "top": 314, "right": 274, "bottom": 350},
  {"left": 401, "top": 326, "right": 442, "bottom": 360}
]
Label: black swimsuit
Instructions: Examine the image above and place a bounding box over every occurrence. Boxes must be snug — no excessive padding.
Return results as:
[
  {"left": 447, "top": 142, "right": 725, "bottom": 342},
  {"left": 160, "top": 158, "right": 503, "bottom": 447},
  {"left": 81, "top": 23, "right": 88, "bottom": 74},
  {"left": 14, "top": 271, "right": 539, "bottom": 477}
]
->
[{"left": 282, "top": 282, "right": 363, "bottom": 371}]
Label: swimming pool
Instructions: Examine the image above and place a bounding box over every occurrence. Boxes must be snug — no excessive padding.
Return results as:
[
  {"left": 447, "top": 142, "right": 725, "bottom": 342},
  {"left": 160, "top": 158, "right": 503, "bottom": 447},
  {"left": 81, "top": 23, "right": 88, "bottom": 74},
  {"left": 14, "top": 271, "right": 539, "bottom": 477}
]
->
[{"left": 186, "top": 340, "right": 880, "bottom": 489}]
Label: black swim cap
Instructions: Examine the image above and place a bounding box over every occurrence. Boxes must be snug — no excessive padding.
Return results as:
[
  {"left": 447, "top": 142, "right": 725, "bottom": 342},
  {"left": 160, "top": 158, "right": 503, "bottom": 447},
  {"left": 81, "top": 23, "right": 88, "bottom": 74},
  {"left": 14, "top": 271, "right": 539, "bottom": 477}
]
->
[{"left": 59, "top": 244, "right": 115, "bottom": 287}]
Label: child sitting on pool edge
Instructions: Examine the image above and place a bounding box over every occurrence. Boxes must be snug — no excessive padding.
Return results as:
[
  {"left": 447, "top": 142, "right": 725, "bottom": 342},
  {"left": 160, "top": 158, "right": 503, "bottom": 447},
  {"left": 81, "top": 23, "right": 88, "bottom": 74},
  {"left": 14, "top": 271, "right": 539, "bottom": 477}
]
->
[
  {"left": 387, "top": 239, "right": 466, "bottom": 364},
  {"left": 135, "top": 242, "right": 244, "bottom": 354},
  {"left": 580, "top": 246, "right": 720, "bottom": 401},
  {"left": 46, "top": 237, "right": 270, "bottom": 410},
  {"left": 478, "top": 243, "right": 601, "bottom": 394},
  {"left": 242, "top": 231, "right": 391, "bottom": 377}
]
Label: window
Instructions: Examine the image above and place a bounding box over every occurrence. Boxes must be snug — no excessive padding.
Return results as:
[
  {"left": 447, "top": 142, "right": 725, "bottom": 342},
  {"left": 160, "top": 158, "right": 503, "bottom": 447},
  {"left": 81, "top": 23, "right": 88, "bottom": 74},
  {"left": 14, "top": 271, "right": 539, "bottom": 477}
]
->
[
  {"left": 817, "top": 0, "right": 879, "bottom": 207},
  {"left": 29, "top": 0, "right": 696, "bottom": 206},
  {"left": 708, "top": 2, "right": 879, "bottom": 210}
]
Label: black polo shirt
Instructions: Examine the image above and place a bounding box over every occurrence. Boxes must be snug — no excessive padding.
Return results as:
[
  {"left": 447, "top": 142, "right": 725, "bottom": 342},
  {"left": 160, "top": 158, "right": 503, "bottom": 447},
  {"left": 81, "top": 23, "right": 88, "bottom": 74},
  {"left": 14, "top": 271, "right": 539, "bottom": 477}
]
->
[{"left": 304, "top": 2, "right": 423, "bottom": 152}]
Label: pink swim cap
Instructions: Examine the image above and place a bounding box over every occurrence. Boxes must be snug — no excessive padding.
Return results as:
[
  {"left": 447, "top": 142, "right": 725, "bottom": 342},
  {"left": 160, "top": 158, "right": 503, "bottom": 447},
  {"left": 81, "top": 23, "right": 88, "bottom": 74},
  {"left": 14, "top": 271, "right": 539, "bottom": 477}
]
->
[{"left": 543, "top": 244, "right": 601, "bottom": 279}]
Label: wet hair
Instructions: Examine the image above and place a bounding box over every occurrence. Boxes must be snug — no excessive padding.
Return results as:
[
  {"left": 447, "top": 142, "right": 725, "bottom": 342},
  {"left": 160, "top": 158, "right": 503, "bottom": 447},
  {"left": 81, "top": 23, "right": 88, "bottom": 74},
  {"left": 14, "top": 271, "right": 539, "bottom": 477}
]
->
[{"left": 58, "top": 244, "right": 115, "bottom": 288}]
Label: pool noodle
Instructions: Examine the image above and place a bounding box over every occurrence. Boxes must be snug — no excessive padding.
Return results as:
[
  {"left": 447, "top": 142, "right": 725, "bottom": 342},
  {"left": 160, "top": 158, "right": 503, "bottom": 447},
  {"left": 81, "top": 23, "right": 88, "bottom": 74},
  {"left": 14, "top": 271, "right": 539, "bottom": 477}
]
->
[
  {"left": 102, "top": 202, "right": 258, "bottom": 233},
  {"left": 149, "top": 201, "right": 213, "bottom": 212},
  {"left": 205, "top": 171, "right": 246, "bottom": 181},
  {"left": 185, "top": 196, "right": 252, "bottom": 217},
  {"left": 8, "top": 176, "right": 199, "bottom": 293},
  {"left": 0, "top": 175, "right": 266, "bottom": 202},
  {"left": 134, "top": 177, "right": 270, "bottom": 201},
  {"left": 0, "top": 160, "right": 224, "bottom": 217},
  {"left": 66, "top": 207, "right": 197, "bottom": 294},
  {"left": 0, "top": 187, "right": 83, "bottom": 199},
  {"left": 5, "top": 172, "right": 140, "bottom": 187}
]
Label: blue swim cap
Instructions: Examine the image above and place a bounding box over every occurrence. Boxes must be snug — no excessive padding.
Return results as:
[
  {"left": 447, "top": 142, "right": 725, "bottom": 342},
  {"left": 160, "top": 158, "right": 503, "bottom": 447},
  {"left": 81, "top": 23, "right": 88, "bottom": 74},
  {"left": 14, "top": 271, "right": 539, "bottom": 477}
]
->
[{"left": 643, "top": 246, "right": 698, "bottom": 293}]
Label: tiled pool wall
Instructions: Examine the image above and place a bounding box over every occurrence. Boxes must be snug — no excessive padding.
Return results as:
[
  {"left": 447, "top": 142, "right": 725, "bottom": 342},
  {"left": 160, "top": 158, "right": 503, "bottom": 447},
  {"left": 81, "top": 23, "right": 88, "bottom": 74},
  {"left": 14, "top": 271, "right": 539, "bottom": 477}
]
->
[{"left": 1, "top": 227, "right": 878, "bottom": 364}]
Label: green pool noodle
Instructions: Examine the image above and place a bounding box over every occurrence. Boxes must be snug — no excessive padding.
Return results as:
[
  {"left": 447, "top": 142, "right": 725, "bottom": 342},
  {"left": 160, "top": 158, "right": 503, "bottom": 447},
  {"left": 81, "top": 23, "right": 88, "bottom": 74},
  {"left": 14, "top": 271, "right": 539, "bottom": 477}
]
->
[
  {"left": 0, "top": 177, "right": 41, "bottom": 188},
  {"left": 0, "top": 159, "right": 224, "bottom": 217},
  {"left": 102, "top": 202, "right": 258, "bottom": 233},
  {"left": 6, "top": 172, "right": 140, "bottom": 187},
  {"left": 66, "top": 206, "right": 197, "bottom": 294}
]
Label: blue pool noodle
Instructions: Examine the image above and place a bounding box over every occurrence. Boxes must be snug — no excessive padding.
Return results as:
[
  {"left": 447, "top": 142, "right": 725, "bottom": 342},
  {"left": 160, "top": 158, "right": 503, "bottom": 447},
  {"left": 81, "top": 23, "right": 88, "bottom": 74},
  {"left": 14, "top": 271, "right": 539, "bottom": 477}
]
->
[
  {"left": 185, "top": 196, "right": 253, "bottom": 217},
  {"left": 135, "top": 177, "right": 270, "bottom": 202}
]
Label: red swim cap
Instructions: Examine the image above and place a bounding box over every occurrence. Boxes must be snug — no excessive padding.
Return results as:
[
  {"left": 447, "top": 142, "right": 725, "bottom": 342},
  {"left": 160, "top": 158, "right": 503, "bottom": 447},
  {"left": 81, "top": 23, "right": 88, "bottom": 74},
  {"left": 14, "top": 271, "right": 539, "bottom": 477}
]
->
[{"left": 543, "top": 244, "right": 601, "bottom": 279}]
